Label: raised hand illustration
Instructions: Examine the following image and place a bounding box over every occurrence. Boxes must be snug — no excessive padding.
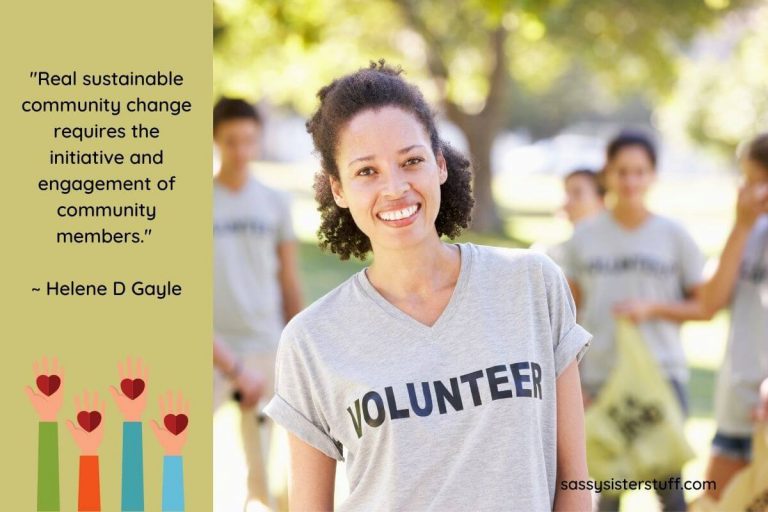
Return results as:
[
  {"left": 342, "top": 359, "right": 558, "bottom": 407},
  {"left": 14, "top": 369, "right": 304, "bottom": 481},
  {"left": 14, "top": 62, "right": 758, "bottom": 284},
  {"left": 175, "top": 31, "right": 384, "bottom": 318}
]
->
[
  {"left": 26, "top": 356, "right": 65, "bottom": 422},
  {"left": 67, "top": 391, "right": 105, "bottom": 511},
  {"left": 67, "top": 390, "right": 105, "bottom": 454},
  {"left": 110, "top": 357, "right": 148, "bottom": 511},
  {"left": 109, "top": 357, "right": 148, "bottom": 421},
  {"left": 151, "top": 391, "right": 189, "bottom": 512},
  {"left": 26, "top": 357, "right": 64, "bottom": 511},
  {"left": 151, "top": 391, "right": 189, "bottom": 455}
]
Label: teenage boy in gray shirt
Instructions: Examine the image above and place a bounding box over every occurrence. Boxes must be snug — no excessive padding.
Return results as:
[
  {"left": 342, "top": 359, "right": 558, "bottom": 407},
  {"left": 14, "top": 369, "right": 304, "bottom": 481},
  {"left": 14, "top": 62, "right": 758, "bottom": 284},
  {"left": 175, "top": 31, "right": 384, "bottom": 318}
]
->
[
  {"left": 561, "top": 132, "right": 705, "bottom": 511},
  {"left": 212, "top": 98, "right": 303, "bottom": 510},
  {"left": 562, "top": 212, "right": 704, "bottom": 393}
]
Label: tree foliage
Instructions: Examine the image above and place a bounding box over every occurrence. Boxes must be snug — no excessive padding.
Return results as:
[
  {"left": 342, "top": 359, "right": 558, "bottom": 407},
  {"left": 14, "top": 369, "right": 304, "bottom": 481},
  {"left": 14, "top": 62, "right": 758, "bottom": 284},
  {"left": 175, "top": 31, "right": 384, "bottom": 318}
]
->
[
  {"left": 658, "top": 4, "right": 768, "bottom": 156},
  {"left": 214, "top": 0, "right": 752, "bottom": 232}
]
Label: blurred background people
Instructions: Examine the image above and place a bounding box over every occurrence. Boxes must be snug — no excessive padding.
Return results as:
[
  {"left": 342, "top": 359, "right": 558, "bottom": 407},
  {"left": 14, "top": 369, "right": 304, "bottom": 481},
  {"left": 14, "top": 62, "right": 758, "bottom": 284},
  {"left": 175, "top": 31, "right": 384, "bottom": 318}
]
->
[
  {"left": 212, "top": 98, "right": 303, "bottom": 511},
  {"left": 563, "top": 168, "right": 606, "bottom": 226},
  {"left": 611, "top": 134, "right": 768, "bottom": 500},
  {"left": 705, "top": 133, "right": 768, "bottom": 500},
  {"left": 561, "top": 132, "right": 706, "bottom": 511},
  {"left": 542, "top": 168, "right": 607, "bottom": 265}
]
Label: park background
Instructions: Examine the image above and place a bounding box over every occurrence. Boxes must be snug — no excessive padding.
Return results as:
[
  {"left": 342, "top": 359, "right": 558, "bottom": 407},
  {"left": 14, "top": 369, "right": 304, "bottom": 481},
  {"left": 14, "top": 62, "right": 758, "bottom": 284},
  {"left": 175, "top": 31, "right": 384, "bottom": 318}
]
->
[{"left": 212, "top": 0, "right": 768, "bottom": 510}]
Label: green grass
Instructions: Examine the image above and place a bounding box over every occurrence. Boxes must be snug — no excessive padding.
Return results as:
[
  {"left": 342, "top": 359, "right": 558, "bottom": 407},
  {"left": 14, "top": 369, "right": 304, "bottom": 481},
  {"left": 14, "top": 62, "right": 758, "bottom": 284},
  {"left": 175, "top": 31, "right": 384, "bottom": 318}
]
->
[{"left": 297, "top": 241, "right": 366, "bottom": 302}]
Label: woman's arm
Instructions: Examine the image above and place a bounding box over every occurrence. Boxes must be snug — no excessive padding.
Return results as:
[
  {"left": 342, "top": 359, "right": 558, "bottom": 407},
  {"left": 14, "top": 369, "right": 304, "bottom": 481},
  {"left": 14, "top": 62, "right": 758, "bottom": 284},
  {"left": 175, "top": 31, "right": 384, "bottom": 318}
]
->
[
  {"left": 213, "top": 338, "right": 266, "bottom": 408},
  {"left": 615, "top": 184, "right": 768, "bottom": 323},
  {"left": 288, "top": 433, "right": 337, "bottom": 511},
  {"left": 613, "top": 284, "right": 709, "bottom": 323},
  {"left": 698, "top": 183, "right": 767, "bottom": 316},
  {"left": 213, "top": 338, "right": 238, "bottom": 376},
  {"left": 699, "top": 222, "right": 755, "bottom": 317},
  {"left": 554, "top": 360, "right": 591, "bottom": 512}
]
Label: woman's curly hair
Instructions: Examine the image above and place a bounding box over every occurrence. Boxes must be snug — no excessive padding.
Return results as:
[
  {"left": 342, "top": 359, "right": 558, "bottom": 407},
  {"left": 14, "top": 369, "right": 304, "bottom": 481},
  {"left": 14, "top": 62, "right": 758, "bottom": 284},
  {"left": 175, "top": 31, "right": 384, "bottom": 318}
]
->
[{"left": 307, "top": 60, "right": 474, "bottom": 260}]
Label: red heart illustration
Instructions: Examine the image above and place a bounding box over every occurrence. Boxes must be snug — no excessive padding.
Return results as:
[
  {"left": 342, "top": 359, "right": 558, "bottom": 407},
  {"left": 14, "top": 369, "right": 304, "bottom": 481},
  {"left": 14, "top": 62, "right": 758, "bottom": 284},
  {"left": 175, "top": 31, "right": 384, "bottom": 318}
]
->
[
  {"left": 36, "top": 374, "right": 61, "bottom": 396},
  {"left": 77, "top": 410, "right": 102, "bottom": 432},
  {"left": 120, "top": 378, "right": 145, "bottom": 400},
  {"left": 164, "top": 414, "right": 189, "bottom": 435}
]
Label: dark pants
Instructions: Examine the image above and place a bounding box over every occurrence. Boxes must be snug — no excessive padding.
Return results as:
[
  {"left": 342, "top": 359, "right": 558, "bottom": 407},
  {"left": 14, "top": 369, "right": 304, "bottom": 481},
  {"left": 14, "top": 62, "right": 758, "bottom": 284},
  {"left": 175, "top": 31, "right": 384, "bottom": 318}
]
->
[{"left": 595, "top": 380, "right": 689, "bottom": 512}]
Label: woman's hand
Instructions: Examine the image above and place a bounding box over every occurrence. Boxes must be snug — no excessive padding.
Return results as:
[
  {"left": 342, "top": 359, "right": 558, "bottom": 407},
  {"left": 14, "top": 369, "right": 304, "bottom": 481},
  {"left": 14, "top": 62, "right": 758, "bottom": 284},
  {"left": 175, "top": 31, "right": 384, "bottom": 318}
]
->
[
  {"left": 613, "top": 300, "right": 657, "bottom": 323},
  {"left": 735, "top": 183, "right": 768, "bottom": 229}
]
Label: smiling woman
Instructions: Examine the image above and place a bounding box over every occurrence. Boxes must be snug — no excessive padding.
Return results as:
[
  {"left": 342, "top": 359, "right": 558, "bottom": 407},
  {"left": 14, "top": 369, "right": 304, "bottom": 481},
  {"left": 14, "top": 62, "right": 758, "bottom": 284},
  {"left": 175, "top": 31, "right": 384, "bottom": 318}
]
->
[
  {"left": 309, "top": 62, "right": 473, "bottom": 261},
  {"left": 263, "top": 61, "right": 593, "bottom": 512}
]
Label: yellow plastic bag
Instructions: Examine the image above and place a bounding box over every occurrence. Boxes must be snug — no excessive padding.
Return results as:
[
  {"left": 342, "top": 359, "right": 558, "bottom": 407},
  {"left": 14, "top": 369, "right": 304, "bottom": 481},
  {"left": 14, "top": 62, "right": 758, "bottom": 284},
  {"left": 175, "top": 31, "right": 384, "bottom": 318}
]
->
[
  {"left": 585, "top": 320, "right": 695, "bottom": 491},
  {"left": 690, "top": 427, "right": 768, "bottom": 512}
]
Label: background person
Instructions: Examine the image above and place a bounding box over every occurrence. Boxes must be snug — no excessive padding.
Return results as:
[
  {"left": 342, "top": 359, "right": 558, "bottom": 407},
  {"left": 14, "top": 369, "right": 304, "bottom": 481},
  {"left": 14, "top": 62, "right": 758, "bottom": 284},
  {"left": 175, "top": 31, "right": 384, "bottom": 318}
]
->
[
  {"left": 543, "top": 168, "right": 607, "bottom": 266},
  {"left": 213, "top": 97, "right": 303, "bottom": 511},
  {"left": 563, "top": 168, "right": 606, "bottom": 226},
  {"left": 613, "top": 133, "right": 768, "bottom": 499},
  {"left": 561, "top": 131, "right": 706, "bottom": 511}
]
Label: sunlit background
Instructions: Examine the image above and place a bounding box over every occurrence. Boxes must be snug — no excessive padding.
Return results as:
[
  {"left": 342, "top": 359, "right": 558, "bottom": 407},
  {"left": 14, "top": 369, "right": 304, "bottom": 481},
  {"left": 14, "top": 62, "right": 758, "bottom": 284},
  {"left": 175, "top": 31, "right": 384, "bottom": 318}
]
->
[{"left": 212, "top": 1, "right": 768, "bottom": 510}]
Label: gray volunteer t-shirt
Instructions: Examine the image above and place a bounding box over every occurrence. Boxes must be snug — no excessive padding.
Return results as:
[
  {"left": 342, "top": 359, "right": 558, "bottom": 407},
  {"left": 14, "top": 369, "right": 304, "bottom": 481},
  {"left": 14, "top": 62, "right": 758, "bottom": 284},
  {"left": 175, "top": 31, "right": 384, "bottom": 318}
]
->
[
  {"left": 265, "top": 244, "right": 591, "bottom": 511},
  {"left": 213, "top": 175, "right": 294, "bottom": 355},
  {"left": 560, "top": 211, "right": 705, "bottom": 391},
  {"left": 715, "top": 215, "right": 768, "bottom": 436}
]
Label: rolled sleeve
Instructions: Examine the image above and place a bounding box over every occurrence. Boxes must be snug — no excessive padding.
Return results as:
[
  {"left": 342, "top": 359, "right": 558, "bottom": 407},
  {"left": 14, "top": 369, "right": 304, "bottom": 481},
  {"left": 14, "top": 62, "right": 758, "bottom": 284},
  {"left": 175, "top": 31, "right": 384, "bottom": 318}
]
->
[
  {"left": 554, "top": 323, "right": 592, "bottom": 377},
  {"left": 264, "top": 394, "right": 344, "bottom": 461},
  {"left": 265, "top": 322, "right": 344, "bottom": 461}
]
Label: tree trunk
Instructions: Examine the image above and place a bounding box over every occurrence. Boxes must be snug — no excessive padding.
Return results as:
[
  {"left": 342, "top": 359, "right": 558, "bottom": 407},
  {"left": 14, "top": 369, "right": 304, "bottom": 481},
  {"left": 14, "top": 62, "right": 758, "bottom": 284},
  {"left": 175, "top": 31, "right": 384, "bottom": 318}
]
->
[
  {"left": 393, "top": 3, "right": 508, "bottom": 234},
  {"left": 463, "top": 119, "right": 503, "bottom": 234},
  {"left": 444, "top": 27, "right": 508, "bottom": 235}
]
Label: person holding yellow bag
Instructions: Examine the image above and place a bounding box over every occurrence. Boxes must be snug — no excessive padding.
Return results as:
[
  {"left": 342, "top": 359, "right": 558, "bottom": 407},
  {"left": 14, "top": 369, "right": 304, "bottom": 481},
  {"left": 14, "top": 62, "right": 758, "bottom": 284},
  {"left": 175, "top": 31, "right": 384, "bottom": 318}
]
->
[
  {"left": 583, "top": 319, "right": 696, "bottom": 487},
  {"left": 616, "top": 134, "right": 768, "bottom": 502},
  {"left": 561, "top": 132, "right": 707, "bottom": 511}
]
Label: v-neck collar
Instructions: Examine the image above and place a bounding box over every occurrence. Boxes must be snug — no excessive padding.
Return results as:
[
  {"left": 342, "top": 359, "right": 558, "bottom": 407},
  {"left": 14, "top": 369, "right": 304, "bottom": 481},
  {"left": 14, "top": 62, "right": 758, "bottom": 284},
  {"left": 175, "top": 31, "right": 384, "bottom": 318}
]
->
[{"left": 354, "top": 243, "right": 473, "bottom": 337}]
